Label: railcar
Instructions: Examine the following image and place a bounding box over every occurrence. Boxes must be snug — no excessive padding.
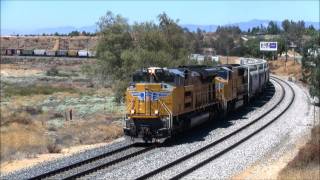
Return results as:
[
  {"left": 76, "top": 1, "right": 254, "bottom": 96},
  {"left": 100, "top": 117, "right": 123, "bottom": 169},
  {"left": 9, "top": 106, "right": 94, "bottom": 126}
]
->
[
  {"left": 57, "top": 50, "right": 68, "bottom": 57},
  {"left": 67, "top": 50, "right": 78, "bottom": 57},
  {"left": 5, "top": 49, "right": 17, "bottom": 56},
  {"left": 46, "top": 50, "right": 57, "bottom": 56},
  {"left": 78, "top": 50, "right": 89, "bottom": 57},
  {"left": 34, "top": 49, "right": 46, "bottom": 56},
  {"left": 20, "top": 49, "right": 34, "bottom": 56},
  {"left": 1, "top": 48, "right": 7, "bottom": 56}
]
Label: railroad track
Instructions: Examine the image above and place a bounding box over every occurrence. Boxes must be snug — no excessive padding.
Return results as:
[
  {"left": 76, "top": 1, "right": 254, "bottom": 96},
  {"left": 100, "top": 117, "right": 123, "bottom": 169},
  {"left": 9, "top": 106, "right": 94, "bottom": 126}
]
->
[
  {"left": 29, "top": 77, "right": 293, "bottom": 180},
  {"left": 136, "top": 76, "right": 295, "bottom": 180},
  {"left": 29, "top": 143, "right": 156, "bottom": 180}
]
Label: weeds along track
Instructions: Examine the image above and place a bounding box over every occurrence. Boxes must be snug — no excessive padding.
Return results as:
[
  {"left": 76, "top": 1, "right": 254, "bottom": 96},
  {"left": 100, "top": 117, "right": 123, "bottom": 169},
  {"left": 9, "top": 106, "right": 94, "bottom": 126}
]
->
[
  {"left": 29, "top": 143, "right": 156, "bottom": 180},
  {"left": 136, "top": 77, "right": 295, "bottom": 180}
]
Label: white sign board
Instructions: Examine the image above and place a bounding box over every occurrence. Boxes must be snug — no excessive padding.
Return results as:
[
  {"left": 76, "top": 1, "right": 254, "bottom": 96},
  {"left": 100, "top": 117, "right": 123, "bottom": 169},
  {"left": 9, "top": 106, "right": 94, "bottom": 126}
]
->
[{"left": 260, "top": 42, "right": 277, "bottom": 51}]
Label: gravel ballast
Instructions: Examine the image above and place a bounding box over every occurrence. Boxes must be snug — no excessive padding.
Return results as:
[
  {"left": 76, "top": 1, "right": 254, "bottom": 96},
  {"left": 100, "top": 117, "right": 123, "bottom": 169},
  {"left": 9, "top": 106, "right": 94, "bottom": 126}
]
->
[{"left": 183, "top": 77, "right": 314, "bottom": 179}]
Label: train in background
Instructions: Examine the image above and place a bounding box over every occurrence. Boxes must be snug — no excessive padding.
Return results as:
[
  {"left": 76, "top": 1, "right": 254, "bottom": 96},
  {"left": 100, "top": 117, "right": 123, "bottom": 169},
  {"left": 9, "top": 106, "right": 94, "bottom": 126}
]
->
[
  {"left": 123, "top": 58, "right": 269, "bottom": 142},
  {"left": 1, "top": 48, "right": 96, "bottom": 58}
]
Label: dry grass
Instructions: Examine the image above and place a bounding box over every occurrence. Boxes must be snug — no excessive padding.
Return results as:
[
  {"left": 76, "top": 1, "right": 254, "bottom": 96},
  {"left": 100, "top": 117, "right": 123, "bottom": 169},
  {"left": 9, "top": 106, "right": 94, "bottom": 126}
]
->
[
  {"left": 0, "top": 115, "right": 48, "bottom": 162},
  {"left": 269, "top": 60, "right": 302, "bottom": 80},
  {"left": 278, "top": 125, "right": 320, "bottom": 180},
  {"left": 3, "top": 83, "right": 77, "bottom": 97},
  {"left": 0, "top": 109, "right": 123, "bottom": 164},
  {"left": 0, "top": 62, "right": 123, "bottom": 168},
  {"left": 0, "top": 100, "right": 123, "bottom": 164}
]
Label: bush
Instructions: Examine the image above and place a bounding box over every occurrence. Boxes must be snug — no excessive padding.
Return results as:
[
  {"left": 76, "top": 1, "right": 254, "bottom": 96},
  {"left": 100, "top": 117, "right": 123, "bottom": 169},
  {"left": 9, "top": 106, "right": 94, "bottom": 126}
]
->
[
  {"left": 46, "top": 67, "right": 59, "bottom": 76},
  {"left": 113, "top": 80, "right": 129, "bottom": 103},
  {"left": 47, "top": 143, "right": 62, "bottom": 153},
  {"left": 25, "top": 106, "right": 43, "bottom": 115}
]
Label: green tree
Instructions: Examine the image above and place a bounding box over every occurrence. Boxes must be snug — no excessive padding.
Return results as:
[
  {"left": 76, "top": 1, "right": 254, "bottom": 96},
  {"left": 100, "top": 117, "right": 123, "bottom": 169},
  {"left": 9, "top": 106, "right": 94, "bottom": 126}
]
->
[
  {"left": 95, "top": 11, "right": 133, "bottom": 82},
  {"left": 302, "top": 35, "right": 320, "bottom": 99},
  {"left": 282, "top": 19, "right": 290, "bottom": 33},
  {"left": 68, "top": 30, "right": 80, "bottom": 36},
  {"left": 93, "top": 11, "right": 193, "bottom": 102},
  {"left": 306, "top": 25, "right": 317, "bottom": 36},
  {"left": 267, "top": 21, "right": 280, "bottom": 34}
]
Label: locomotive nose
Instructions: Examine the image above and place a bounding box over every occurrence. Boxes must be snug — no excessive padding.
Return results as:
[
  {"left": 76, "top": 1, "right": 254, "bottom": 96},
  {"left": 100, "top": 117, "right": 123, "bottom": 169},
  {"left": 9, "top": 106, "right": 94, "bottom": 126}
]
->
[{"left": 129, "top": 83, "right": 164, "bottom": 116}]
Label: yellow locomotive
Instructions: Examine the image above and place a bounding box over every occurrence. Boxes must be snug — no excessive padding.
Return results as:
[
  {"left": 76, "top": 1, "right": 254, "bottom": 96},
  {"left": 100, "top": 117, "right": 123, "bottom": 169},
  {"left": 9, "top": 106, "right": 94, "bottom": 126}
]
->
[{"left": 123, "top": 62, "right": 268, "bottom": 142}]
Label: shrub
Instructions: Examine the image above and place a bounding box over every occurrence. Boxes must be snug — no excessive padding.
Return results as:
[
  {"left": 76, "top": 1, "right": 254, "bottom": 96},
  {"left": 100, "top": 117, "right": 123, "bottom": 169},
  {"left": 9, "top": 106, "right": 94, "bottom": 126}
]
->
[
  {"left": 47, "top": 143, "right": 62, "bottom": 153},
  {"left": 46, "top": 67, "right": 59, "bottom": 76},
  {"left": 25, "top": 106, "right": 43, "bottom": 115}
]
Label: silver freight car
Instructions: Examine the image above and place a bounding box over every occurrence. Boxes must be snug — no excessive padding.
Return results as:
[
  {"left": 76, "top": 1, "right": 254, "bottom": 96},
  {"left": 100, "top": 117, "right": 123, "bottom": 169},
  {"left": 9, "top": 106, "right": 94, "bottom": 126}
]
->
[{"left": 34, "top": 49, "right": 46, "bottom": 56}]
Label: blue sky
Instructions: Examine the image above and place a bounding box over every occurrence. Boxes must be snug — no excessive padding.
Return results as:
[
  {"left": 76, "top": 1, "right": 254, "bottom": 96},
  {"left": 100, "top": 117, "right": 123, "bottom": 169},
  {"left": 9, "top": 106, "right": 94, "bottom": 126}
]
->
[{"left": 1, "top": 0, "right": 319, "bottom": 30}]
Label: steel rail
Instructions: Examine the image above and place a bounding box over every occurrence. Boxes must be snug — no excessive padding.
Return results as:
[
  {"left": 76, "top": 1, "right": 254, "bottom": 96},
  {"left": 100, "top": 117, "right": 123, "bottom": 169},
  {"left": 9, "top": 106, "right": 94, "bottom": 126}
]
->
[
  {"left": 62, "top": 144, "right": 157, "bottom": 180},
  {"left": 29, "top": 143, "right": 136, "bottom": 180},
  {"left": 136, "top": 77, "right": 294, "bottom": 180}
]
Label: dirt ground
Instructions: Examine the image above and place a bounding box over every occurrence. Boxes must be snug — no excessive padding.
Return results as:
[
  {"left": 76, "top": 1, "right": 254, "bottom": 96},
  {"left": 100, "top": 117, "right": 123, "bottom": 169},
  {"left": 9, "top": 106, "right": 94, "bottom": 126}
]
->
[
  {"left": 0, "top": 36, "right": 98, "bottom": 50},
  {"left": 0, "top": 64, "right": 43, "bottom": 77}
]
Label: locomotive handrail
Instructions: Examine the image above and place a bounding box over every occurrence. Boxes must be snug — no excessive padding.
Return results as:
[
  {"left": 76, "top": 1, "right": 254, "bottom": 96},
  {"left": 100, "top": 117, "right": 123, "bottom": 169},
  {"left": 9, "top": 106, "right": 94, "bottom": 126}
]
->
[
  {"left": 123, "top": 98, "right": 135, "bottom": 127},
  {"left": 126, "top": 98, "right": 134, "bottom": 112},
  {"left": 158, "top": 99, "right": 173, "bottom": 129}
]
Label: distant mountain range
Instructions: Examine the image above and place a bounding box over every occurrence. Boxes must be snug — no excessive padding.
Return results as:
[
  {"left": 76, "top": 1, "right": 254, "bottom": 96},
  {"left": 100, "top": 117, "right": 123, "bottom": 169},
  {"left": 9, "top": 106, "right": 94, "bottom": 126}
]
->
[{"left": 1, "top": 19, "right": 319, "bottom": 35}]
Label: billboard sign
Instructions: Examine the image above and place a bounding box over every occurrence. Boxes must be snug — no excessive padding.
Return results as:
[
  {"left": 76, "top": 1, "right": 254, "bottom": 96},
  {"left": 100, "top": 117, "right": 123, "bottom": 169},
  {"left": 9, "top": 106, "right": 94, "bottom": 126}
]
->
[{"left": 260, "top": 42, "right": 277, "bottom": 51}]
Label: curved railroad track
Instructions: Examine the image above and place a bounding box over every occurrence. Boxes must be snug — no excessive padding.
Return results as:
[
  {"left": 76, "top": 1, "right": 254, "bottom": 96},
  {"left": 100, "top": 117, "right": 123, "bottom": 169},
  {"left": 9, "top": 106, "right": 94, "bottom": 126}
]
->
[
  {"left": 28, "top": 77, "right": 294, "bottom": 180},
  {"left": 135, "top": 76, "right": 295, "bottom": 180},
  {"left": 29, "top": 143, "right": 156, "bottom": 180}
]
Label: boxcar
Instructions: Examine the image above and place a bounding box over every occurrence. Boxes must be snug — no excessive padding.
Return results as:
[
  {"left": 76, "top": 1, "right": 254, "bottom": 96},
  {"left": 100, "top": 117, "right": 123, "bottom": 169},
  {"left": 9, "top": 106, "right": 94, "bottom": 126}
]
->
[
  {"left": 78, "top": 50, "right": 89, "bottom": 57},
  {"left": 68, "top": 50, "right": 78, "bottom": 57},
  {"left": 46, "top": 50, "right": 56, "bottom": 56},
  {"left": 16, "top": 49, "right": 22, "bottom": 55},
  {"left": 21, "top": 49, "right": 34, "bottom": 56},
  {"left": 6, "top": 49, "right": 17, "bottom": 56},
  {"left": 1, "top": 48, "right": 6, "bottom": 56},
  {"left": 34, "top": 49, "right": 46, "bottom": 56},
  {"left": 88, "top": 50, "right": 96, "bottom": 57},
  {"left": 57, "top": 50, "right": 68, "bottom": 57}
]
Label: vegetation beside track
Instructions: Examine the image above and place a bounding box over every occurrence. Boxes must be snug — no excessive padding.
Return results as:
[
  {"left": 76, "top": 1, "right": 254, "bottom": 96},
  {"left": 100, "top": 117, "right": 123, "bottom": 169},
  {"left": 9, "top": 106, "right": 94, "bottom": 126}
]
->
[
  {"left": 0, "top": 62, "right": 123, "bottom": 170},
  {"left": 278, "top": 124, "right": 320, "bottom": 180}
]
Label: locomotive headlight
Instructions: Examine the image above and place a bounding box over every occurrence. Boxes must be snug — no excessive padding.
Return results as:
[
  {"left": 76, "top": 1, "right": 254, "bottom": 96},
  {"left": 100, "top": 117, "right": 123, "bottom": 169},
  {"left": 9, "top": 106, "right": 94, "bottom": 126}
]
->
[
  {"left": 154, "top": 109, "right": 159, "bottom": 115},
  {"left": 130, "top": 109, "right": 135, "bottom": 114}
]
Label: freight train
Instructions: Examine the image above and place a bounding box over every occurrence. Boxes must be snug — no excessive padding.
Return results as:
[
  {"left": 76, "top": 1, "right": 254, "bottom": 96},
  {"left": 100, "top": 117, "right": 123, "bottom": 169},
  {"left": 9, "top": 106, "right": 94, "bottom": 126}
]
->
[
  {"left": 1, "top": 48, "right": 95, "bottom": 58},
  {"left": 123, "top": 58, "right": 269, "bottom": 142}
]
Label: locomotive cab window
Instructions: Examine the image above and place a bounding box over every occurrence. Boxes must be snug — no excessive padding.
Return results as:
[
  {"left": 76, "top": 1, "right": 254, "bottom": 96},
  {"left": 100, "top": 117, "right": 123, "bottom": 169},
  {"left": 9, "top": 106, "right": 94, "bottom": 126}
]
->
[
  {"left": 132, "top": 70, "right": 175, "bottom": 84},
  {"left": 132, "top": 72, "right": 150, "bottom": 83},
  {"left": 217, "top": 70, "right": 228, "bottom": 80}
]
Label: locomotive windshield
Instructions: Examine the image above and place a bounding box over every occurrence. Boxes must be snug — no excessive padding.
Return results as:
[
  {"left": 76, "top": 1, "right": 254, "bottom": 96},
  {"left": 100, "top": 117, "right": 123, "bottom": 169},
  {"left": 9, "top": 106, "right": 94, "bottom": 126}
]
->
[
  {"left": 132, "top": 70, "right": 175, "bottom": 83},
  {"left": 217, "top": 70, "right": 228, "bottom": 79},
  {"left": 132, "top": 71, "right": 150, "bottom": 82}
]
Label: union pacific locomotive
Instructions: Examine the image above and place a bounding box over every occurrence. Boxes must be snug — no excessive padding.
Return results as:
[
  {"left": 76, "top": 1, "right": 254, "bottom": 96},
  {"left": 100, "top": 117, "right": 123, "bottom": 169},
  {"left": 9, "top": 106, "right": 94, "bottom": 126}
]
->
[{"left": 123, "top": 58, "right": 269, "bottom": 142}]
